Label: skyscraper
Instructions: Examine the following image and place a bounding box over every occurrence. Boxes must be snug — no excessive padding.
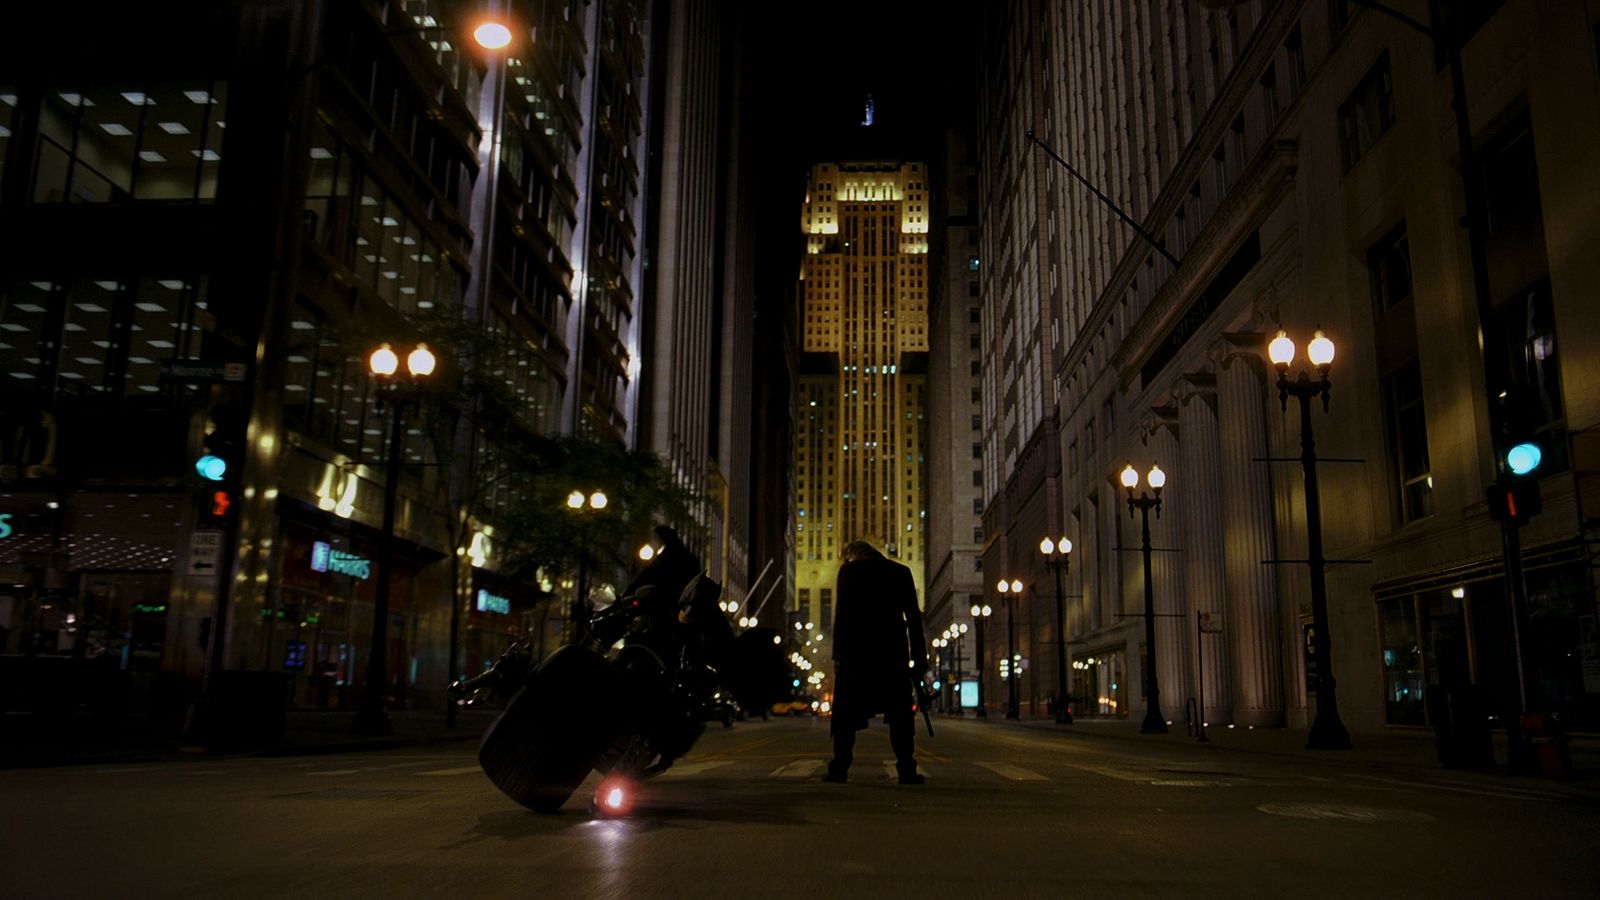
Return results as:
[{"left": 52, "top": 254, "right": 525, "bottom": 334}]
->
[{"left": 794, "top": 161, "right": 931, "bottom": 639}]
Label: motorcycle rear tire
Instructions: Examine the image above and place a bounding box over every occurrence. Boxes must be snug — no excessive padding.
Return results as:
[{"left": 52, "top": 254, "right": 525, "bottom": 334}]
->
[{"left": 478, "top": 644, "right": 624, "bottom": 813}]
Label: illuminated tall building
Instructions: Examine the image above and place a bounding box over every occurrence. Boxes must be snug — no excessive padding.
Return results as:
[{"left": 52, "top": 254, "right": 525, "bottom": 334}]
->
[{"left": 794, "top": 161, "right": 931, "bottom": 636}]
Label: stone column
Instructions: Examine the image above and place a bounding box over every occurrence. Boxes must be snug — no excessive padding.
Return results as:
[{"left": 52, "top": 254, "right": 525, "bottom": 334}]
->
[
  {"left": 1215, "top": 337, "right": 1286, "bottom": 726},
  {"left": 1175, "top": 373, "right": 1232, "bottom": 724}
]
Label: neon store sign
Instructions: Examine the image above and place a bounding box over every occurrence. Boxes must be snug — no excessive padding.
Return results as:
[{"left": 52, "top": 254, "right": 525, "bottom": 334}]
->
[
  {"left": 311, "top": 541, "right": 371, "bottom": 580},
  {"left": 476, "top": 589, "right": 510, "bottom": 615}
]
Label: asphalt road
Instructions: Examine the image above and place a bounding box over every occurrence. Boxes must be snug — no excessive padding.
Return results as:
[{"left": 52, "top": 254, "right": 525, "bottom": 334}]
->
[{"left": 4, "top": 716, "right": 1597, "bottom": 899}]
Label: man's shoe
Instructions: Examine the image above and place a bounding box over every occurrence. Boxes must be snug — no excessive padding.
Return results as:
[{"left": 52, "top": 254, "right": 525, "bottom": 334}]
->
[
  {"left": 897, "top": 767, "right": 925, "bottom": 785},
  {"left": 823, "top": 762, "right": 848, "bottom": 783}
]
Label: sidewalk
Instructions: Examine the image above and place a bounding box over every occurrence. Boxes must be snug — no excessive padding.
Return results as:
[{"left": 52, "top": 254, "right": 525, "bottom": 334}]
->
[
  {"left": 1, "top": 707, "right": 498, "bottom": 768},
  {"left": 1006, "top": 714, "right": 1600, "bottom": 801}
]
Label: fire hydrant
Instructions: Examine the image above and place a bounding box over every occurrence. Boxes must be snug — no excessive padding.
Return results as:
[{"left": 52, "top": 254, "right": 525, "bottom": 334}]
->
[{"left": 1520, "top": 714, "right": 1572, "bottom": 779}]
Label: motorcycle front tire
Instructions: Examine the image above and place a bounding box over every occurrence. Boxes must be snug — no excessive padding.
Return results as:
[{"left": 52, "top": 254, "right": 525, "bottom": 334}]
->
[{"left": 477, "top": 644, "right": 624, "bottom": 813}]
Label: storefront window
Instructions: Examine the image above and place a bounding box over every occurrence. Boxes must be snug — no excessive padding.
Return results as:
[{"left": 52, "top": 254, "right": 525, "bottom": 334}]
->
[
  {"left": 1073, "top": 649, "right": 1126, "bottom": 718},
  {"left": 1379, "top": 597, "right": 1425, "bottom": 725}
]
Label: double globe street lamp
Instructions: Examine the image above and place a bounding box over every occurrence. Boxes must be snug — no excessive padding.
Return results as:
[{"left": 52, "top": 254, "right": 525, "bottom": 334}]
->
[
  {"left": 1120, "top": 462, "right": 1168, "bottom": 735},
  {"left": 1039, "top": 537, "right": 1073, "bottom": 724},
  {"left": 356, "top": 342, "right": 436, "bottom": 735},
  {"left": 969, "top": 601, "right": 993, "bottom": 717},
  {"left": 996, "top": 578, "right": 1023, "bottom": 719},
  {"left": 565, "top": 488, "right": 608, "bottom": 641},
  {"left": 939, "top": 622, "right": 969, "bottom": 715},
  {"left": 1268, "top": 328, "right": 1353, "bottom": 751}
]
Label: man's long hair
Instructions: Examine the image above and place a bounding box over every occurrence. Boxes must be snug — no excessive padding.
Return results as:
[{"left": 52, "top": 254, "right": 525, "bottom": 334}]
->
[{"left": 841, "top": 540, "right": 883, "bottom": 563}]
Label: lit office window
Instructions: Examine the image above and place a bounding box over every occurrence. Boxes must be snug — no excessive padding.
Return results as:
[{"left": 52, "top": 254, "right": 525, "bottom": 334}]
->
[
  {"left": 0, "top": 89, "right": 15, "bottom": 184},
  {"left": 0, "top": 279, "right": 56, "bottom": 386},
  {"left": 56, "top": 280, "right": 118, "bottom": 393},
  {"left": 124, "top": 277, "right": 208, "bottom": 393},
  {"left": 32, "top": 82, "right": 226, "bottom": 203}
]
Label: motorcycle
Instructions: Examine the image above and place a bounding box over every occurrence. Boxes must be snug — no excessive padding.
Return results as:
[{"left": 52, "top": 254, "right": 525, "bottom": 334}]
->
[{"left": 450, "top": 572, "right": 731, "bottom": 816}]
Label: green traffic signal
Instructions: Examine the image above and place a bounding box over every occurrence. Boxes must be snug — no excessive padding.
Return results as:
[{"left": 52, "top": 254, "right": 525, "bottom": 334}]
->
[
  {"left": 1506, "top": 441, "right": 1541, "bottom": 476},
  {"left": 195, "top": 453, "right": 227, "bottom": 481}
]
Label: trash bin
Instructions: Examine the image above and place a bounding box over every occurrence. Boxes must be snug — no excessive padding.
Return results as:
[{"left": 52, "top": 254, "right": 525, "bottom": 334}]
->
[{"left": 1520, "top": 714, "right": 1572, "bottom": 780}]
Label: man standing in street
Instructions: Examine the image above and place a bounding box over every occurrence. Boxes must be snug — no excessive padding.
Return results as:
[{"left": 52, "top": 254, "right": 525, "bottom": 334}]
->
[{"left": 825, "top": 540, "right": 929, "bottom": 784}]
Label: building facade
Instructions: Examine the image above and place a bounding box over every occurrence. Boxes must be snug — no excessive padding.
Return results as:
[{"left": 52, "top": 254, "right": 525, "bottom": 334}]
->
[
  {"left": 924, "top": 129, "right": 988, "bottom": 712},
  {"left": 0, "top": 0, "right": 753, "bottom": 724},
  {"left": 976, "top": 0, "right": 1600, "bottom": 734},
  {"left": 793, "top": 160, "right": 932, "bottom": 656},
  {"left": 640, "top": 0, "right": 755, "bottom": 607}
]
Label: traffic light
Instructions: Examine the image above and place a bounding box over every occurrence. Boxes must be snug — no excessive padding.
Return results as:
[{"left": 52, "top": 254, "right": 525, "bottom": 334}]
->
[
  {"left": 196, "top": 403, "right": 245, "bottom": 482},
  {"left": 1496, "top": 385, "right": 1545, "bottom": 481},
  {"left": 197, "top": 403, "right": 245, "bottom": 524}
]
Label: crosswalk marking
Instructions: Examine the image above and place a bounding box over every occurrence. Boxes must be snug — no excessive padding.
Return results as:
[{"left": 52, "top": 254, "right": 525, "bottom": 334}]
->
[
  {"left": 973, "top": 761, "right": 1047, "bottom": 781},
  {"left": 658, "top": 760, "right": 735, "bottom": 778},
  {"left": 306, "top": 769, "right": 359, "bottom": 776},
  {"left": 414, "top": 766, "right": 483, "bottom": 777},
  {"left": 771, "top": 759, "right": 824, "bottom": 778}
]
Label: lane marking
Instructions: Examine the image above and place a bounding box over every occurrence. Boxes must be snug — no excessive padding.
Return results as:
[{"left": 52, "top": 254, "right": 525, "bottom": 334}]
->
[
  {"left": 306, "top": 769, "right": 359, "bottom": 776},
  {"left": 1339, "top": 772, "right": 1554, "bottom": 802},
  {"left": 88, "top": 767, "right": 151, "bottom": 774},
  {"left": 973, "top": 761, "right": 1047, "bottom": 781},
  {"left": 701, "top": 735, "right": 785, "bottom": 759},
  {"left": 658, "top": 760, "right": 735, "bottom": 778},
  {"left": 1055, "top": 761, "right": 1149, "bottom": 782},
  {"left": 771, "top": 759, "right": 824, "bottom": 778},
  {"left": 414, "top": 766, "right": 483, "bottom": 777}
]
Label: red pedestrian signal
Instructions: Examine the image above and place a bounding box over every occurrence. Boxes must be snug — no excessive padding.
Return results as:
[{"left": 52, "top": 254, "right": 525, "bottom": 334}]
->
[
  {"left": 1486, "top": 481, "right": 1541, "bottom": 525},
  {"left": 211, "top": 489, "right": 233, "bottom": 519}
]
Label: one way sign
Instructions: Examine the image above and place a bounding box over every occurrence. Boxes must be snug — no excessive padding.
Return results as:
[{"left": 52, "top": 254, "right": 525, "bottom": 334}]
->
[{"left": 188, "top": 529, "right": 223, "bottom": 575}]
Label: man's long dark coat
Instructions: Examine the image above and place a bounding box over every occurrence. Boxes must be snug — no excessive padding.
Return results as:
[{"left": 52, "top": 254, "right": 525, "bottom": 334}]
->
[{"left": 830, "top": 554, "right": 927, "bottom": 734}]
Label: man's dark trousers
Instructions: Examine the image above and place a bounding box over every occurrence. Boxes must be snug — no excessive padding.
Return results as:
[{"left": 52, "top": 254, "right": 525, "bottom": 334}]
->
[{"left": 831, "top": 715, "right": 916, "bottom": 777}]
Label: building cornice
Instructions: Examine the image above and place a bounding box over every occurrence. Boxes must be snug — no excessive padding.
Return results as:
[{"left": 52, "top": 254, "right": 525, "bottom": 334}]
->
[
  {"left": 1113, "top": 140, "right": 1299, "bottom": 388},
  {"left": 1051, "top": 0, "right": 1305, "bottom": 388}
]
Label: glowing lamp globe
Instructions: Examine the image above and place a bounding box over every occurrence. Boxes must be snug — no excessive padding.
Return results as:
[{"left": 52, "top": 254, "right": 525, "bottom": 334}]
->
[
  {"left": 1307, "top": 329, "right": 1335, "bottom": 368},
  {"left": 473, "top": 20, "right": 513, "bottom": 50},
  {"left": 369, "top": 343, "right": 399, "bottom": 376},
  {"left": 1268, "top": 331, "right": 1295, "bottom": 368}
]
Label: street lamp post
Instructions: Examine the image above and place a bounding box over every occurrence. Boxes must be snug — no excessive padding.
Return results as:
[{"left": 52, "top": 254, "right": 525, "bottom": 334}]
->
[
  {"left": 355, "top": 342, "right": 437, "bottom": 735},
  {"left": 1040, "top": 537, "right": 1073, "bottom": 724},
  {"left": 997, "top": 578, "right": 1022, "bottom": 719},
  {"left": 1268, "top": 329, "right": 1353, "bottom": 751},
  {"left": 1121, "top": 462, "right": 1169, "bottom": 735},
  {"left": 944, "top": 623, "right": 969, "bottom": 717},
  {"left": 565, "top": 489, "right": 608, "bottom": 642},
  {"left": 439, "top": 11, "right": 512, "bottom": 730},
  {"left": 969, "top": 602, "right": 992, "bottom": 718}
]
